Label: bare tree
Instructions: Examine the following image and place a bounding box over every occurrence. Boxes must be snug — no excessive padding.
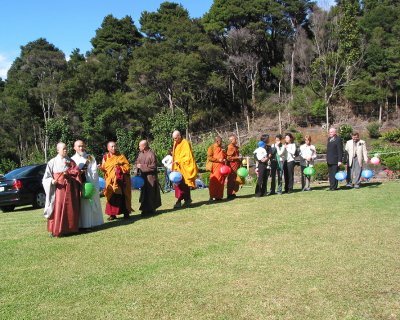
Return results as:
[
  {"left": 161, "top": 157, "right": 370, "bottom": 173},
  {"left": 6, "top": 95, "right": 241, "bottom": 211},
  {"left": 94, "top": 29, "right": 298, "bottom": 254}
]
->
[{"left": 226, "top": 28, "right": 261, "bottom": 117}]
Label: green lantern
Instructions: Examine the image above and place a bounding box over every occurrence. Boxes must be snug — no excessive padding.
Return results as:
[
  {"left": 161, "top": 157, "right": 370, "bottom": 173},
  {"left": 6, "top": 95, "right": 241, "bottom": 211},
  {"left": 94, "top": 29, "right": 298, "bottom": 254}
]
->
[
  {"left": 303, "top": 166, "right": 316, "bottom": 176},
  {"left": 82, "top": 182, "right": 95, "bottom": 199},
  {"left": 237, "top": 167, "right": 249, "bottom": 178}
]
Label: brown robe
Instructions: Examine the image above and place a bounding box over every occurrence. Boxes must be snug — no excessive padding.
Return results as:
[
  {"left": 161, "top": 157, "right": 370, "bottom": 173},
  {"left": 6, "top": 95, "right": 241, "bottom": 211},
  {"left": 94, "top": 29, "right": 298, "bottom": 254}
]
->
[
  {"left": 47, "top": 160, "right": 81, "bottom": 237},
  {"left": 226, "top": 143, "right": 241, "bottom": 196},
  {"left": 136, "top": 149, "right": 162, "bottom": 213}
]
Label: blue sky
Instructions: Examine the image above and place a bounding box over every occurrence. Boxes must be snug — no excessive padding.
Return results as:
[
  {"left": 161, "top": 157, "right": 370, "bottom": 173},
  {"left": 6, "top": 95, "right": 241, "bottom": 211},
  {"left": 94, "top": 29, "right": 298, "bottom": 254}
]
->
[{"left": 0, "top": 0, "right": 335, "bottom": 79}]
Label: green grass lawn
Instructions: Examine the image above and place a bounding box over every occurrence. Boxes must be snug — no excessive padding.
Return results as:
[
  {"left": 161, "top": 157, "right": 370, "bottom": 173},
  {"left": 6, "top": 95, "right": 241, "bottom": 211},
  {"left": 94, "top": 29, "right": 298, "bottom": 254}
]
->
[{"left": 1, "top": 182, "right": 400, "bottom": 319}]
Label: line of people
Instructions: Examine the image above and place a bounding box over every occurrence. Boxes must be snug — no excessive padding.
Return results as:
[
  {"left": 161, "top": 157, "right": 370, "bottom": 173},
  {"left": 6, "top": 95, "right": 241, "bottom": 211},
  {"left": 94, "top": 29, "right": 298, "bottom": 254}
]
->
[{"left": 42, "top": 128, "right": 369, "bottom": 237}]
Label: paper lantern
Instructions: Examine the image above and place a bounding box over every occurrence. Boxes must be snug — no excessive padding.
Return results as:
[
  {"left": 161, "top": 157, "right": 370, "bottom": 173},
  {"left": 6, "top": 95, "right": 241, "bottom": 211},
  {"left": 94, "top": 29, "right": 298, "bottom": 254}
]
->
[
  {"left": 220, "top": 165, "right": 232, "bottom": 176},
  {"left": 242, "top": 159, "right": 247, "bottom": 166},
  {"left": 169, "top": 171, "right": 183, "bottom": 184},
  {"left": 82, "top": 182, "right": 95, "bottom": 199},
  {"left": 370, "top": 157, "right": 380, "bottom": 165},
  {"left": 335, "top": 171, "right": 347, "bottom": 181},
  {"left": 361, "top": 169, "right": 374, "bottom": 179},
  {"left": 303, "top": 166, "right": 316, "bottom": 176},
  {"left": 237, "top": 167, "right": 249, "bottom": 178},
  {"left": 131, "top": 176, "right": 145, "bottom": 189},
  {"left": 98, "top": 177, "right": 106, "bottom": 190}
]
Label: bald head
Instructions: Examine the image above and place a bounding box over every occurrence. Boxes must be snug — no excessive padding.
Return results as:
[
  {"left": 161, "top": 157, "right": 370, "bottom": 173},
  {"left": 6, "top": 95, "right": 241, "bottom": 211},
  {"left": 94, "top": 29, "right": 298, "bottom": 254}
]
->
[
  {"left": 107, "top": 141, "right": 117, "bottom": 154},
  {"left": 74, "top": 140, "right": 85, "bottom": 155},
  {"left": 172, "top": 130, "right": 182, "bottom": 143},
  {"left": 215, "top": 136, "right": 222, "bottom": 147},
  {"left": 229, "top": 135, "right": 237, "bottom": 145},
  {"left": 139, "top": 140, "right": 149, "bottom": 152},
  {"left": 57, "top": 142, "right": 67, "bottom": 158}
]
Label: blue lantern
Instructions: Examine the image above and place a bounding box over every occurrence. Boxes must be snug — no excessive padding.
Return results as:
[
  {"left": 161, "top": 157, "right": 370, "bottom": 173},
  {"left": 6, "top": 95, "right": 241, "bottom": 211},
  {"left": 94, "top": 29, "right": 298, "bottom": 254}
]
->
[
  {"left": 361, "top": 169, "right": 374, "bottom": 179},
  {"left": 98, "top": 177, "right": 106, "bottom": 190},
  {"left": 131, "top": 176, "right": 145, "bottom": 189},
  {"left": 335, "top": 171, "right": 347, "bottom": 181},
  {"left": 169, "top": 171, "right": 183, "bottom": 184}
]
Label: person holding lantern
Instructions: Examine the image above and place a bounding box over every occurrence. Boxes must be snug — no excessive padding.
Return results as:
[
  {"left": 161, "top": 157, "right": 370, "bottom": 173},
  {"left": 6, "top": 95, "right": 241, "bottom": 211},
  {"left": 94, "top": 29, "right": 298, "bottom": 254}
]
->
[
  {"left": 72, "top": 140, "right": 103, "bottom": 229},
  {"left": 207, "top": 136, "right": 227, "bottom": 201},
  {"left": 226, "top": 135, "right": 242, "bottom": 200},
  {"left": 345, "top": 132, "right": 369, "bottom": 189},
  {"left": 254, "top": 134, "right": 272, "bottom": 197},
  {"left": 171, "top": 130, "right": 198, "bottom": 208},
  {"left": 42, "top": 142, "right": 82, "bottom": 237},
  {"left": 299, "top": 135, "right": 317, "bottom": 191}
]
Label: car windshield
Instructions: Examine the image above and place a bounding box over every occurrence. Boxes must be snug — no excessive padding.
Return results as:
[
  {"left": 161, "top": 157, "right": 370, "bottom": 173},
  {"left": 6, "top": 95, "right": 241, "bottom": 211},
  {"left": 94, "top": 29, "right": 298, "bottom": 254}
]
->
[{"left": 4, "top": 166, "right": 35, "bottom": 179}]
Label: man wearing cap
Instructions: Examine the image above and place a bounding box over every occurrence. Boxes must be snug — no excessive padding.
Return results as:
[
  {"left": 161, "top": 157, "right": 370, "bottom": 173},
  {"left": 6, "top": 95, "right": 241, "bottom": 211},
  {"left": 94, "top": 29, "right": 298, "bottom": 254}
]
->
[{"left": 254, "top": 134, "right": 272, "bottom": 197}]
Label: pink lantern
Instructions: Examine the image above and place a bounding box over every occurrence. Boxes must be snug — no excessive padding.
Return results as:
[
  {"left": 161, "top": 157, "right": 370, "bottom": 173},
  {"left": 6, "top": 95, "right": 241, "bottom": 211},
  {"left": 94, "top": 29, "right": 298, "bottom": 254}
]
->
[
  {"left": 370, "top": 157, "right": 380, "bottom": 165},
  {"left": 219, "top": 165, "right": 232, "bottom": 176}
]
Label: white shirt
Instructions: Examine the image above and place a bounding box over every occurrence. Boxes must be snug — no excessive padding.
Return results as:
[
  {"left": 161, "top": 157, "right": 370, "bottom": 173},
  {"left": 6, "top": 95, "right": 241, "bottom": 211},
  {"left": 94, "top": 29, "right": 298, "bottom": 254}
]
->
[
  {"left": 300, "top": 144, "right": 317, "bottom": 165},
  {"left": 274, "top": 143, "right": 286, "bottom": 162},
  {"left": 253, "top": 147, "right": 267, "bottom": 161},
  {"left": 285, "top": 143, "right": 296, "bottom": 162},
  {"left": 162, "top": 154, "right": 173, "bottom": 170}
]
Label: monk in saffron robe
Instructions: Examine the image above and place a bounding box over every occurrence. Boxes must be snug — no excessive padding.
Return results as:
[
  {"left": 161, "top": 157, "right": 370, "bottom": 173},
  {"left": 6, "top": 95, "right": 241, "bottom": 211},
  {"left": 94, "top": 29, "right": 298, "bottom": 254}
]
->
[
  {"left": 136, "top": 140, "right": 161, "bottom": 215},
  {"left": 172, "top": 130, "right": 198, "bottom": 208},
  {"left": 207, "top": 136, "right": 226, "bottom": 201},
  {"left": 42, "top": 142, "right": 81, "bottom": 237},
  {"left": 226, "top": 135, "right": 242, "bottom": 200},
  {"left": 100, "top": 141, "right": 132, "bottom": 220}
]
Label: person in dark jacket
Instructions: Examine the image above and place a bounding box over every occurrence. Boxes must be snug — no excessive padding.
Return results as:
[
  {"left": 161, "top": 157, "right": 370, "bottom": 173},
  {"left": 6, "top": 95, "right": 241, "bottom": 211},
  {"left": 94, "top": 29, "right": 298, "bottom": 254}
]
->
[{"left": 326, "top": 127, "right": 343, "bottom": 191}]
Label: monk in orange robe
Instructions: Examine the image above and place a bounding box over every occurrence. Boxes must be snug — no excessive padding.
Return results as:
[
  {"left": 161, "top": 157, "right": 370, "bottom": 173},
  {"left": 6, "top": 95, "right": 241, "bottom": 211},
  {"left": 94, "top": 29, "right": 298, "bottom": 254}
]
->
[
  {"left": 172, "top": 130, "right": 198, "bottom": 208},
  {"left": 207, "top": 136, "right": 226, "bottom": 201},
  {"left": 100, "top": 141, "right": 132, "bottom": 220},
  {"left": 226, "top": 135, "right": 242, "bottom": 199}
]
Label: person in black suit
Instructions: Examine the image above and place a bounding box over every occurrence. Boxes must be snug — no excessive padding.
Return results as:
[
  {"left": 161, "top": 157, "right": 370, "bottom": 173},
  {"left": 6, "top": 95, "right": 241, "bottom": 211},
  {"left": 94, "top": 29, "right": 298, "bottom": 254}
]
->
[{"left": 326, "top": 127, "right": 343, "bottom": 191}]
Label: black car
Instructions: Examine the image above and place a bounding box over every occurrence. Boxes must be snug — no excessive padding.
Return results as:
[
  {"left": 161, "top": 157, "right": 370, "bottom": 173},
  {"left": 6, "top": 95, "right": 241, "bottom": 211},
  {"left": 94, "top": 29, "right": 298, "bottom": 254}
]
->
[{"left": 0, "top": 164, "right": 47, "bottom": 212}]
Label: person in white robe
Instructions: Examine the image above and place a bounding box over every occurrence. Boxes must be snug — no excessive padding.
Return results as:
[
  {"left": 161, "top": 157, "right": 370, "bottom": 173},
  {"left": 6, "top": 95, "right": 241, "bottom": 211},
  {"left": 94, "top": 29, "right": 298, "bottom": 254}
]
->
[{"left": 72, "top": 140, "right": 104, "bottom": 229}]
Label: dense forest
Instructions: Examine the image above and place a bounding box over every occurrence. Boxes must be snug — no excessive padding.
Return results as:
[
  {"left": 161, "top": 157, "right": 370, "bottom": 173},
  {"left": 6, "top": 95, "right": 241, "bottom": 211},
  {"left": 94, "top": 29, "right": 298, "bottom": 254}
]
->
[{"left": 0, "top": 0, "right": 399, "bottom": 169}]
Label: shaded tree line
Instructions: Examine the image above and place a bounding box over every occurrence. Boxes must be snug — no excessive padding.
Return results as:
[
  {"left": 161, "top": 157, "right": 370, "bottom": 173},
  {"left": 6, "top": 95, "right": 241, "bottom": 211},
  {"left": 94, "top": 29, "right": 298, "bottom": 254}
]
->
[{"left": 0, "top": 0, "right": 399, "bottom": 167}]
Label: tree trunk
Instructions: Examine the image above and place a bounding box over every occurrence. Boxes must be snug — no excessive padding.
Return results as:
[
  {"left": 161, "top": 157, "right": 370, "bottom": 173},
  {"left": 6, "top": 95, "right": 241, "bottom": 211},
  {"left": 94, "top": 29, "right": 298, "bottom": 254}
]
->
[
  {"left": 290, "top": 49, "right": 295, "bottom": 102},
  {"left": 326, "top": 105, "right": 329, "bottom": 133},
  {"left": 378, "top": 103, "right": 382, "bottom": 124}
]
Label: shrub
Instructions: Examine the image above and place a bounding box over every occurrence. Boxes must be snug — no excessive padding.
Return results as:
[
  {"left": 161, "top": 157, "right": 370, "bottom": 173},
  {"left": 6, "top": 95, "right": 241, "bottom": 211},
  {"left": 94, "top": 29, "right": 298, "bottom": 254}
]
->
[
  {"left": 339, "top": 124, "right": 353, "bottom": 142},
  {"left": 240, "top": 138, "right": 258, "bottom": 157},
  {"left": 382, "top": 155, "right": 400, "bottom": 171},
  {"left": 0, "top": 158, "right": 18, "bottom": 175},
  {"left": 366, "top": 122, "right": 381, "bottom": 139},
  {"left": 313, "top": 162, "right": 329, "bottom": 181},
  {"left": 381, "top": 128, "right": 400, "bottom": 143},
  {"left": 192, "top": 134, "right": 214, "bottom": 167},
  {"left": 315, "top": 143, "right": 327, "bottom": 154},
  {"left": 293, "top": 132, "right": 304, "bottom": 144}
]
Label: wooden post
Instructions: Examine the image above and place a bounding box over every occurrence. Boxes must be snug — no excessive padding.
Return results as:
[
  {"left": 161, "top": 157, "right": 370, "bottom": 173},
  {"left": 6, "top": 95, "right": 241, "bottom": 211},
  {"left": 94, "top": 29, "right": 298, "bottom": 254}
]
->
[
  {"left": 278, "top": 110, "right": 282, "bottom": 134},
  {"left": 247, "top": 115, "right": 250, "bottom": 133},
  {"left": 236, "top": 122, "right": 241, "bottom": 147}
]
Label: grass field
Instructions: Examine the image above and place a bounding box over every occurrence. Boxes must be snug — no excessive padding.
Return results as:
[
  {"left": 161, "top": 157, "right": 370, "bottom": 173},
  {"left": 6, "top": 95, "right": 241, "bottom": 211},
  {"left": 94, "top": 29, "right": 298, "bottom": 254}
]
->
[{"left": 1, "top": 182, "right": 399, "bottom": 319}]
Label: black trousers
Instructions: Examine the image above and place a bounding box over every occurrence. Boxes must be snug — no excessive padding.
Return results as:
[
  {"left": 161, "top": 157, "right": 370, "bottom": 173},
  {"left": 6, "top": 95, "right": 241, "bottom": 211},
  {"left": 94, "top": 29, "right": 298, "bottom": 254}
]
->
[
  {"left": 270, "top": 161, "right": 282, "bottom": 193},
  {"left": 328, "top": 163, "right": 339, "bottom": 190},
  {"left": 283, "top": 161, "right": 295, "bottom": 192},
  {"left": 255, "top": 164, "right": 269, "bottom": 196}
]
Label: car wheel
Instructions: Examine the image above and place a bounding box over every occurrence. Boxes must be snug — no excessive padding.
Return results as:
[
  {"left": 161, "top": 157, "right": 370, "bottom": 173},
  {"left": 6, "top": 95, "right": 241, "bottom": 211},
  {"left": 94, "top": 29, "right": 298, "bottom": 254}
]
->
[
  {"left": 0, "top": 205, "right": 16, "bottom": 212},
  {"left": 32, "top": 191, "right": 46, "bottom": 209}
]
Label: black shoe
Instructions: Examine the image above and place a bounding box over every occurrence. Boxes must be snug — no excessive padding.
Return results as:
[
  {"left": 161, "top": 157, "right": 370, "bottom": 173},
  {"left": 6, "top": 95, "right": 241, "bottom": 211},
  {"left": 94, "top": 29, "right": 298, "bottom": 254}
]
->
[{"left": 123, "top": 213, "right": 130, "bottom": 219}]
